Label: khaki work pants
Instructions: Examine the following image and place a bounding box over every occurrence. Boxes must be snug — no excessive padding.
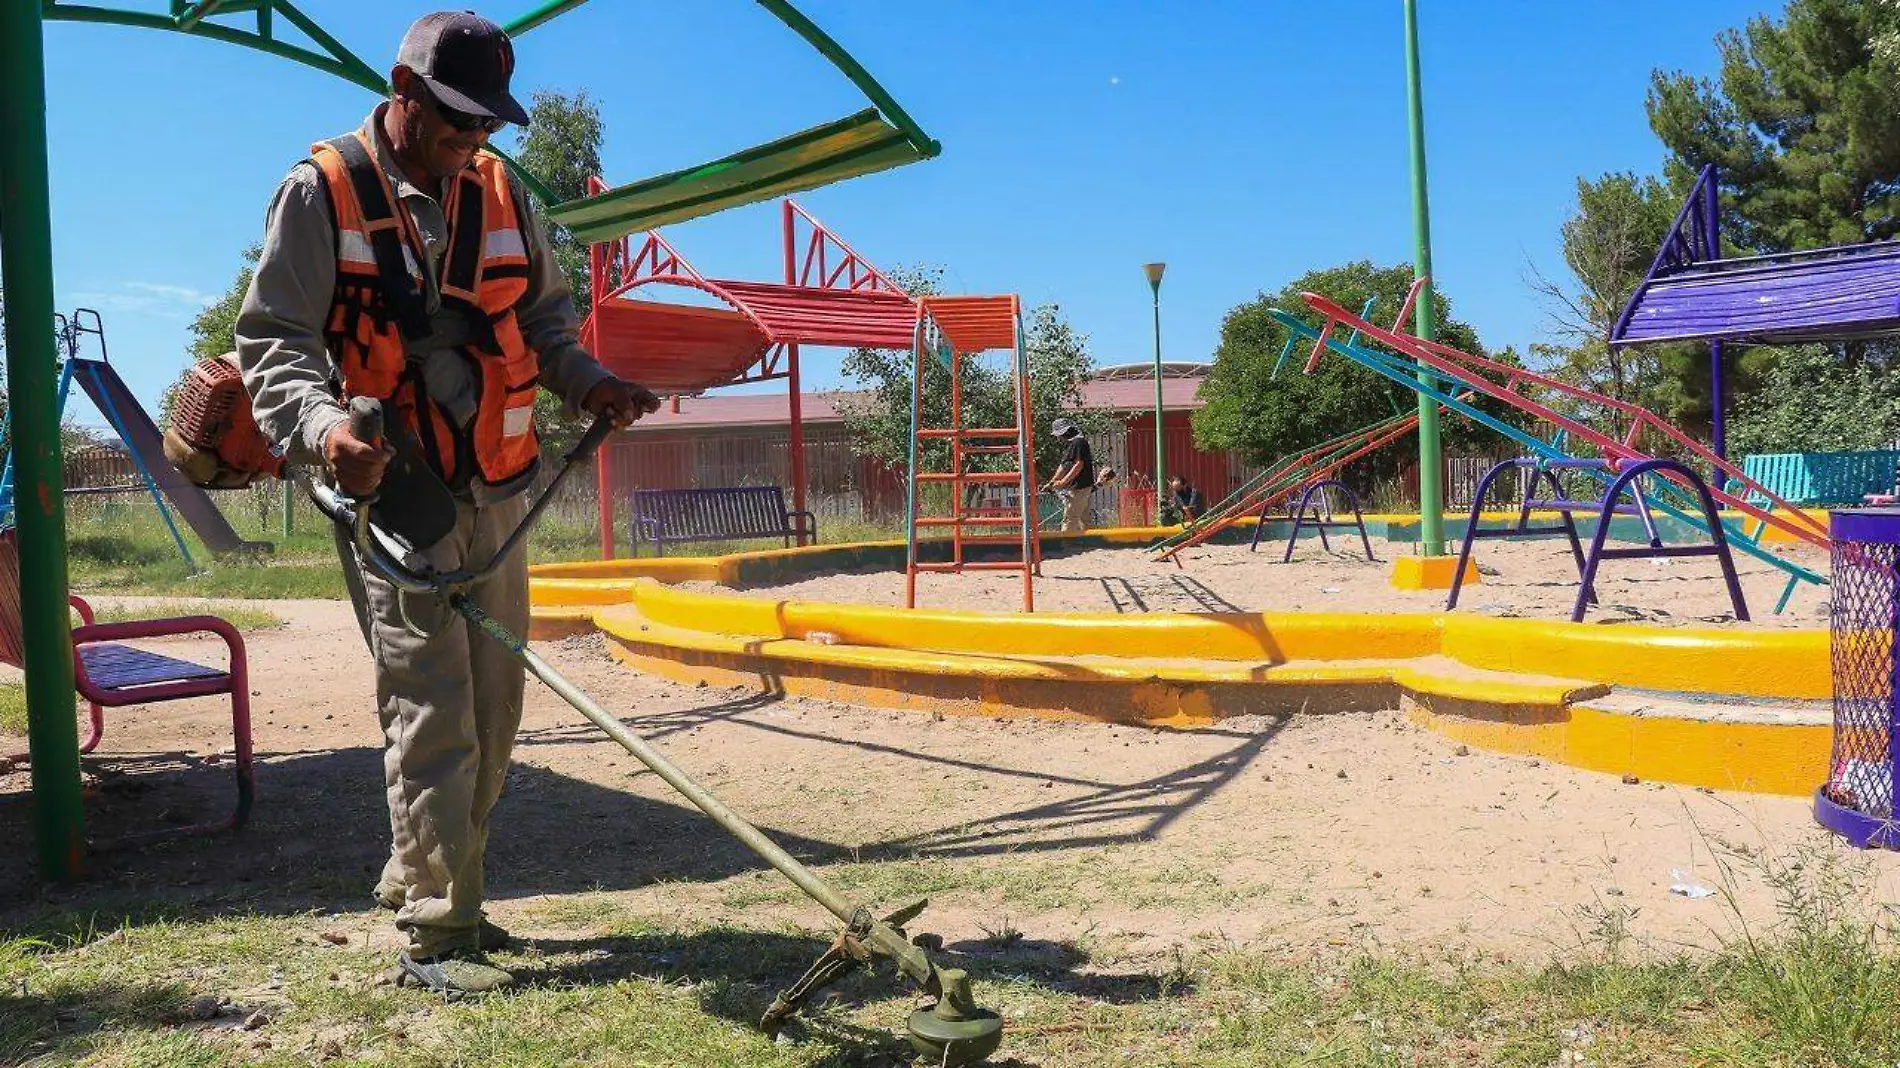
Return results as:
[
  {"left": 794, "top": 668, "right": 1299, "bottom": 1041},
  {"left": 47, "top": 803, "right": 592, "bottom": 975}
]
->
[
  {"left": 1061, "top": 486, "right": 1094, "bottom": 533},
  {"left": 337, "top": 493, "right": 530, "bottom": 958}
]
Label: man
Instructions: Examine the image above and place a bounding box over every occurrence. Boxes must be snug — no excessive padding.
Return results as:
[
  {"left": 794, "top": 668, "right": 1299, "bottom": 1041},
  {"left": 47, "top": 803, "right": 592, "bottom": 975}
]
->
[
  {"left": 1169, "top": 475, "right": 1207, "bottom": 524},
  {"left": 237, "top": 11, "right": 659, "bottom": 996},
  {"left": 1043, "top": 418, "right": 1095, "bottom": 533}
]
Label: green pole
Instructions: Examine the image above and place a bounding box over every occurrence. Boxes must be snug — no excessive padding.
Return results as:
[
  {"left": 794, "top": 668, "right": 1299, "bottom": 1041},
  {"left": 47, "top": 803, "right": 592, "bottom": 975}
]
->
[
  {"left": 1403, "top": 0, "right": 1444, "bottom": 556},
  {"left": 2, "top": 2, "right": 86, "bottom": 878},
  {"left": 1144, "top": 262, "right": 1167, "bottom": 523}
]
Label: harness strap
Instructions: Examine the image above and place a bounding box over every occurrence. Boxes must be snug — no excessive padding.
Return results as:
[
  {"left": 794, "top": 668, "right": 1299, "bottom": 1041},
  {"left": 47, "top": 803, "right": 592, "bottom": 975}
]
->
[{"left": 326, "top": 134, "right": 433, "bottom": 344}]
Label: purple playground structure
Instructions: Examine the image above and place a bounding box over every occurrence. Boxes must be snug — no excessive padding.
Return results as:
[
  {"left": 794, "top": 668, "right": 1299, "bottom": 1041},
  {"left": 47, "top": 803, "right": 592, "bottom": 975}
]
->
[
  {"left": 1447, "top": 454, "right": 1749, "bottom": 624},
  {"left": 1612, "top": 163, "right": 1900, "bottom": 467},
  {"left": 1265, "top": 480, "right": 1374, "bottom": 563}
]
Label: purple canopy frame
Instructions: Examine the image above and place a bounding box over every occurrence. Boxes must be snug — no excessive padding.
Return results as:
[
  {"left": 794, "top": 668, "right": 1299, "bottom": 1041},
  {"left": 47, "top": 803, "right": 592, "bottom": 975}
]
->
[{"left": 1611, "top": 164, "right": 1900, "bottom": 478}]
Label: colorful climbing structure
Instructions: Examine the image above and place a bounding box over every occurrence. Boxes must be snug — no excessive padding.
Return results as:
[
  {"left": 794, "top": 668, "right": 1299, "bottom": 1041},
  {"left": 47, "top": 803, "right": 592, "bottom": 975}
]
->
[
  {"left": 1276, "top": 281, "right": 1831, "bottom": 610},
  {"left": 904, "top": 296, "right": 1039, "bottom": 611},
  {"left": 1149, "top": 410, "right": 1420, "bottom": 564}
]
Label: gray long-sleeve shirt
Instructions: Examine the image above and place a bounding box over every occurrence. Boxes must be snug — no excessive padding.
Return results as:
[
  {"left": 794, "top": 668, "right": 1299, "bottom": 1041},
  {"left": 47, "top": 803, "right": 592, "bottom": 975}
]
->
[{"left": 236, "top": 105, "right": 613, "bottom": 503}]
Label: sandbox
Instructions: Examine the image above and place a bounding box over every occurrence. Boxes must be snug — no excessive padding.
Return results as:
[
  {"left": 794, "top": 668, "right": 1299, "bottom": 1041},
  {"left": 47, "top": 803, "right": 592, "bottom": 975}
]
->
[
  {"left": 682, "top": 537, "right": 1830, "bottom": 629},
  {"left": 530, "top": 517, "right": 1836, "bottom": 798}
]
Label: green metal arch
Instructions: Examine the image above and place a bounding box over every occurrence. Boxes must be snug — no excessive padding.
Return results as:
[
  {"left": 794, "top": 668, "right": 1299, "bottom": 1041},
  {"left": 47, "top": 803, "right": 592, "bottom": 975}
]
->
[{"left": 43, "top": 0, "right": 940, "bottom": 224}]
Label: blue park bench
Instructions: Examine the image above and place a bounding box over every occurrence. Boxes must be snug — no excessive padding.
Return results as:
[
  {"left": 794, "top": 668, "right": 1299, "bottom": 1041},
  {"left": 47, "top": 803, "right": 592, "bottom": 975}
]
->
[{"left": 629, "top": 486, "right": 818, "bottom": 556}]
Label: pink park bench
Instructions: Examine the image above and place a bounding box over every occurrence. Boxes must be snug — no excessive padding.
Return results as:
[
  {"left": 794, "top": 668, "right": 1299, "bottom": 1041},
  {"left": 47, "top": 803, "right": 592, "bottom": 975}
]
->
[{"left": 0, "top": 530, "right": 253, "bottom": 840}]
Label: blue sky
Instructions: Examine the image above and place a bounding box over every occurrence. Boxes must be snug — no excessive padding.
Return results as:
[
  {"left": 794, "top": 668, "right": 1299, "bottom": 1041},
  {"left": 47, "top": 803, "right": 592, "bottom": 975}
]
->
[{"left": 30, "top": 0, "right": 1770, "bottom": 429}]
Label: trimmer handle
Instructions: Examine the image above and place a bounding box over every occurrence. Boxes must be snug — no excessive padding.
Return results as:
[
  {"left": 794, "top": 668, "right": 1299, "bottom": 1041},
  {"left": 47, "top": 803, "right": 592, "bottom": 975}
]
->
[
  {"left": 565, "top": 412, "right": 616, "bottom": 466},
  {"left": 348, "top": 395, "right": 384, "bottom": 449}
]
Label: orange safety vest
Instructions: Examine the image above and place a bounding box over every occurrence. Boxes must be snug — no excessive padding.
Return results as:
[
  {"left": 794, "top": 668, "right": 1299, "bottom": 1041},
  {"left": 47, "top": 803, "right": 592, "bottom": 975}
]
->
[{"left": 308, "top": 130, "right": 539, "bottom": 489}]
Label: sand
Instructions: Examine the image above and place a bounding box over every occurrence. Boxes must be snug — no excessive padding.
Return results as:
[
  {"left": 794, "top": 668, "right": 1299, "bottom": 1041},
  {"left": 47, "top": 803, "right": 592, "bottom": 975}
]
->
[
  {"left": 690, "top": 537, "right": 1834, "bottom": 628},
  {"left": 5, "top": 595, "right": 1890, "bottom": 964}
]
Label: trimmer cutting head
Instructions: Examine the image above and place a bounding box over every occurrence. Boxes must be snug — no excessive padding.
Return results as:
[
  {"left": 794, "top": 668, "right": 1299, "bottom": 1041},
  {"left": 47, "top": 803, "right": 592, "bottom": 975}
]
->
[{"left": 906, "top": 968, "right": 1003, "bottom": 1066}]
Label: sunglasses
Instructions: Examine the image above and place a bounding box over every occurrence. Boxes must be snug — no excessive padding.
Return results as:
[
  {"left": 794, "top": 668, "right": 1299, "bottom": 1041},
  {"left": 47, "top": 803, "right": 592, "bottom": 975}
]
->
[{"left": 420, "top": 84, "right": 506, "bottom": 135}]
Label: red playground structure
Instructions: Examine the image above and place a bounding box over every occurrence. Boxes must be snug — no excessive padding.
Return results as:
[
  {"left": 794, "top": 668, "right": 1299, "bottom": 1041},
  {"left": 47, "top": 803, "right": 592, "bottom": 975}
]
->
[{"left": 581, "top": 198, "right": 917, "bottom": 557}]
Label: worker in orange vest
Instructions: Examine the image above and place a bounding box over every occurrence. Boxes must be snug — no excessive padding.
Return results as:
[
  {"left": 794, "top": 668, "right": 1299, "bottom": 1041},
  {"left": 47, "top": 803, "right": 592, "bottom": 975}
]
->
[{"left": 237, "top": 11, "right": 659, "bottom": 995}]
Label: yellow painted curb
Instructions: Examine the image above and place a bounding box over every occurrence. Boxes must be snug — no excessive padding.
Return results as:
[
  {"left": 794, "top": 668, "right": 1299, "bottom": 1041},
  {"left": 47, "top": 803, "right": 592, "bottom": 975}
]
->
[
  {"left": 1404, "top": 700, "right": 1829, "bottom": 796},
  {"left": 524, "top": 534, "right": 1838, "bottom": 798},
  {"left": 595, "top": 608, "right": 1594, "bottom": 726},
  {"left": 528, "top": 606, "right": 597, "bottom": 641},
  {"left": 628, "top": 581, "right": 1444, "bottom": 661},
  {"left": 1391, "top": 555, "right": 1479, "bottom": 590},
  {"left": 530, "top": 556, "right": 726, "bottom": 582},
  {"left": 1441, "top": 615, "right": 1829, "bottom": 700},
  {"left": 603, "top": 581, "right": 1828, "bottom": 700}
]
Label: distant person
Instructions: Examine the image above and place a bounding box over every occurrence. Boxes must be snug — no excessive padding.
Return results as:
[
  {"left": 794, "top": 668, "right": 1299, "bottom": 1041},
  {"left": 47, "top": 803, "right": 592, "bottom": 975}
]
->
[
  {"left": 1094, "top": 466, "right": 1119, "bottom": 490},
  {"left": 1043, "top": 418, "right": 1095, "bottom": 532},
  {"left": 1169, "top": 475, "right": 1207, "bottom": 524}
]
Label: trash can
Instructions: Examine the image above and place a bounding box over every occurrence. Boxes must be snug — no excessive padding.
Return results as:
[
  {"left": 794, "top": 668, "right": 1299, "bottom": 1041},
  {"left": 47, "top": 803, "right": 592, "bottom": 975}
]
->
[{"left": 1816, "top": 508, "right": 1900, "bottom": 848}]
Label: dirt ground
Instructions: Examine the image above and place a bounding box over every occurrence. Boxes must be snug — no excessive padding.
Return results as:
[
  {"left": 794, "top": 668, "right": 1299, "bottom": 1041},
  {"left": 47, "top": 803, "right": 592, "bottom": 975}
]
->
[
  {"left": 694, "top": 537, "right": 1833, "bottom": 628},
  {"left": 2, "top": 595, "right": 1889, "bottom": 964}
]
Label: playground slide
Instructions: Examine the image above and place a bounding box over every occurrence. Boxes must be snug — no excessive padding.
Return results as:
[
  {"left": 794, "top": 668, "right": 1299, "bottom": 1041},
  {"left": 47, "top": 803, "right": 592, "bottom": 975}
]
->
[{"left": 70, "top": 358, "right": 270, "bottom": 555}]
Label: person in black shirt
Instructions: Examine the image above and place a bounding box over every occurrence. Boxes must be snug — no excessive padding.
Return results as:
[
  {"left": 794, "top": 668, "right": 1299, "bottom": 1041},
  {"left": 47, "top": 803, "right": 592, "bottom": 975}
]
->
[{"left": 1043, "top": 418, "right": 1095, "bottom": 532}]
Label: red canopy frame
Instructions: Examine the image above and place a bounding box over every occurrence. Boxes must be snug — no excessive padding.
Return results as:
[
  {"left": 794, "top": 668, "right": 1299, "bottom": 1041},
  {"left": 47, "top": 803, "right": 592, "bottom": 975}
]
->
[{"left": 582, "top": 197, "right": 918, "bottom": 557}]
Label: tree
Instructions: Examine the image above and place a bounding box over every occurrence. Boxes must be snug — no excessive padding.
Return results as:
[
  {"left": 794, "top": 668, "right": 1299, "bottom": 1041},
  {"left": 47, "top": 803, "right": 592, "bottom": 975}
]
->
[
  {"left": 511, "top": 88, "right": 602, "bottom": 314},
  {"left": 1642, "top": 0, "right": 1900, "bottom": 446},
  {"left": 1193, "top": 261, "right": 1504, "bottom": 489},
  {"left": 510, "top": 89, "right": 605, "bottom": 456},
  {"left": 1648, "top": 0, "right": 1900, "bottom": 251},
  {"left": 159, "top": 244, "right": 259, "bottom": 428},
  {"left": 1728, "top": 344, "right": 1900, "bottom": 452},
  {"left": 1525, "top": 171, "right": 1758, "bottom": 437},
  {"left": 836, "top": 265, "right": 1109, "bottom": 486}
]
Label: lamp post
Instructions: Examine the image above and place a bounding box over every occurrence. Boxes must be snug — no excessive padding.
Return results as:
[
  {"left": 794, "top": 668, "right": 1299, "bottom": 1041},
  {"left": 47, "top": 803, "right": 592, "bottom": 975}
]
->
[
  {"left": 1144, "top": 262, "right": 1167, "bottom": 523},
  {"left": 1403, "top": 0, "right": 1444, "bottom": 557}
]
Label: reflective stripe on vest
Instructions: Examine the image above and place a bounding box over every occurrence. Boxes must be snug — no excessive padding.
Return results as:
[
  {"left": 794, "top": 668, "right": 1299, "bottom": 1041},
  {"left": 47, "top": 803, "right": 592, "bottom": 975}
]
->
[{"left": 307, "top": 130, "right": 540, "bottom": 489}]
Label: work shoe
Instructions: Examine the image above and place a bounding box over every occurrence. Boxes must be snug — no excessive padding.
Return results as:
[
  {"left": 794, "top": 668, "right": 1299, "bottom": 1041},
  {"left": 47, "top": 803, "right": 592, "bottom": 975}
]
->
[{"left": 395, "top": 949, "right": 515, "bottom": 997}]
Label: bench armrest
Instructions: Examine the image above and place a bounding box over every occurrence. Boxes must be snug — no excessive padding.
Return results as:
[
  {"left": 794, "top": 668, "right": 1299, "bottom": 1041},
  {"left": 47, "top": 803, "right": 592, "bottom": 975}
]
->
[
  {"left": 72, "top": 615, "right": 248, "bottom": 676},
  {"left": 69, "top": 594, "right": 95, "bottom": 627},
  {"left": 787, "top": 510, "right": 818, "bottom": 539}
]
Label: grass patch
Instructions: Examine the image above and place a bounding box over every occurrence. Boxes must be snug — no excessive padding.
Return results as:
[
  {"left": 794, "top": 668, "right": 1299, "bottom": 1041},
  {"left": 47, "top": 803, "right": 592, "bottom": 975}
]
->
[
  {"left": 60, "top": 491, "right": 610, "bottom": 600},
  {"left": 0, "top": 840, "right": 1896, "bottom": 1065},
  {"left": 0, "top": 683, "right": 23, "bottom": 736},
  {"left": 84, "top": 602, "right": 283, "bottom": 631},
  {"left": 3, "top": 894, "right": 1898, "bottom": 1067}
]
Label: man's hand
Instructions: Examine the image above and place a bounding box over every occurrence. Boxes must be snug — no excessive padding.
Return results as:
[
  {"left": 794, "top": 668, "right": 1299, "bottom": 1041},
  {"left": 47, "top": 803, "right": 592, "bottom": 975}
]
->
[
  {"left": 324, "top": 420, "right": 390, "bottom": 496},
  {"left": 583, "top": 377, "right": 662, "bottom": 428}
]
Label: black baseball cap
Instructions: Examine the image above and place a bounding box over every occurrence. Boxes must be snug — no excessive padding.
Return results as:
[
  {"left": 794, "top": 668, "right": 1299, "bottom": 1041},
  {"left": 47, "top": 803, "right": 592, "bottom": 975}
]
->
[{"left": 396, "top": 11, "right": 531, "bottom": 126}]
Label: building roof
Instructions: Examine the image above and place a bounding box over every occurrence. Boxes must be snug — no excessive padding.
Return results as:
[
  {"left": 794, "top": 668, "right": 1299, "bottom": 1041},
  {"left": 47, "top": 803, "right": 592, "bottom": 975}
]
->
[
  {"left": 625, "top": 374, "right": 1207, "bottom": 432},
  {"left": 1092, "top": 361, "right": 1211, "bottom": 380}
]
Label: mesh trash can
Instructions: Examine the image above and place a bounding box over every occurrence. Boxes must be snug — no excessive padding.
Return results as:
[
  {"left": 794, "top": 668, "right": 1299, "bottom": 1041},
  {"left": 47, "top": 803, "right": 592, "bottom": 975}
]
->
[{"left": 1817, "top": 508, "right": 1900, "bottom": 848}]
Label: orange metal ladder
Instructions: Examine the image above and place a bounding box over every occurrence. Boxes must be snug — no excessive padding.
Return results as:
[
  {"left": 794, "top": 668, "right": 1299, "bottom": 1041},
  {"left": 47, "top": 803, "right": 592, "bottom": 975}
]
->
[{"left": 904, "top": 296, "right": 1040, "bottom": 611}]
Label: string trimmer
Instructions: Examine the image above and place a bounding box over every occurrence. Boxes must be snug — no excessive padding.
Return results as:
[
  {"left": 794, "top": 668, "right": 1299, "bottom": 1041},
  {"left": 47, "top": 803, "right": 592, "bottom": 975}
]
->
[{"left": 304, "top": 398, "right": 1003, "bottom": 1066}]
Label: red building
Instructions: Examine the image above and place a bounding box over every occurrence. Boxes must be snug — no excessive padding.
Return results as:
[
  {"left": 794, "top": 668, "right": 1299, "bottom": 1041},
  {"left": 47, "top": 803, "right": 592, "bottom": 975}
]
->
[{"left": 598, "top": 362, "right": 1248, "bottom": 529}]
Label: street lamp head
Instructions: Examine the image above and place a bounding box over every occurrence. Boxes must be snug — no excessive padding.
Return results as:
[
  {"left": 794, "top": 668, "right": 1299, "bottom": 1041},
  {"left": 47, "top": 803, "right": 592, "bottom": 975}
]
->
[{"left": 1143, "top": 262, "right": 1166, "bottom": 292}]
